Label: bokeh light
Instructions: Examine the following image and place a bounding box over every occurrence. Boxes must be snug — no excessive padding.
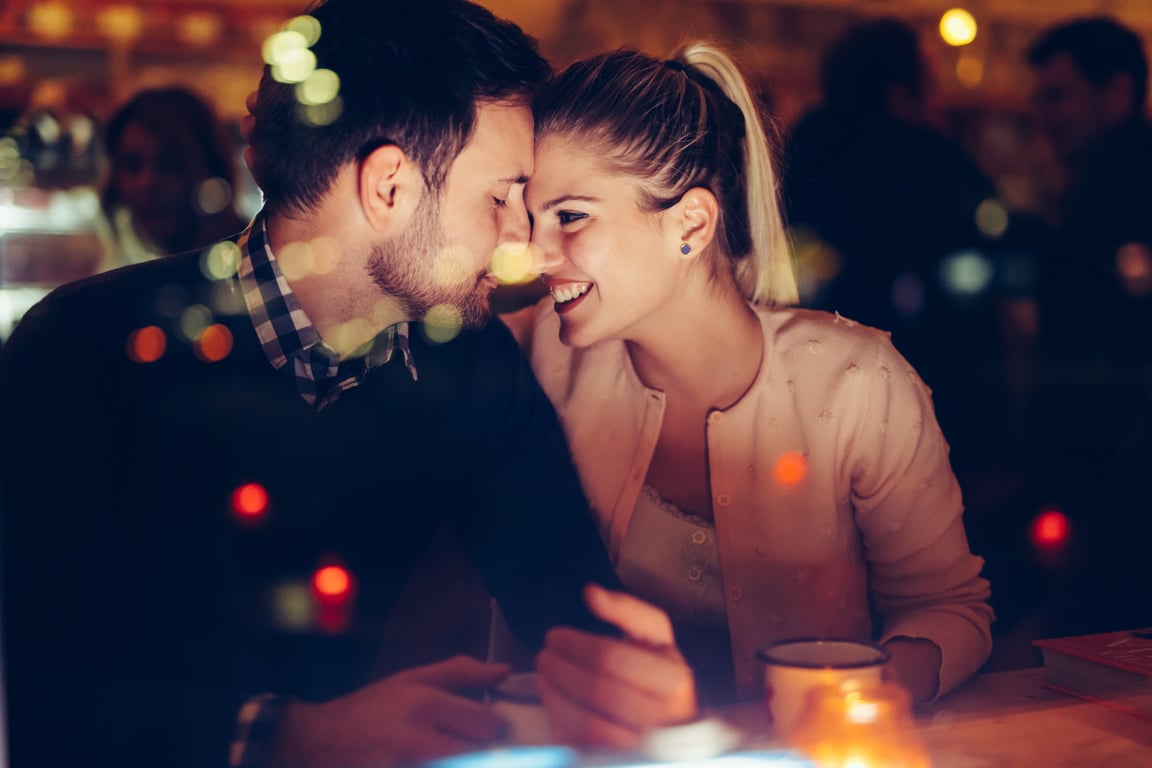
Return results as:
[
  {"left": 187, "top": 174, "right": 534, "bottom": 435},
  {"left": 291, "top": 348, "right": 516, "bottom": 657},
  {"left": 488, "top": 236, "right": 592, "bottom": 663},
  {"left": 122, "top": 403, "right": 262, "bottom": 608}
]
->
[
  {"left": 775, "top": 451, "right": 808, "bottom": 485},
  {"left": 273, "top": 47, "right": 317, "bottom": 85},
  {"left": 284, "top": 14, "right": 322, "bottom": 46},
  {"left": 278, "top": 239, "right": 316, "bottom": 281},
  {"left": 296, "top": 69, "right": 340, "bottom": 107},
  {"left": 271, "top": 580, "right": 314, "bottom": 630},
  {"left": 1030, "top": 508, "right": 1071, "bottom": 552},
  {"left": 196, "top": 177, "right": 233, "bottom": 215},
  {"left": 201, "top": 241, "right": 241, "bottom": 281},
  {"left": 299, "top": 98, "right": 343, "bottom": 127},
  {"left": 313, "top": 564, "right": 353, "bottom": 601},
  {"left": 194, "top": 324, "right": 233, "bottom": 363},
  {"left": 490, "top": 241, "right": 537, "bottom": 284},
  {"left": 27, "top": 2, "right": 72, "bottom": 39},
  {"left": 126, "top": 326, "right": 166, "bottom": 364},
  {"left": 231, "top": 482, "right": 269, "bottom": 521},
  {"left": 178, "top": 304, "right": 213, "bottom": 342},
  {"left": 177, "top": 12, "right": 222, "bottom": 47},
  {"left": 97, "top": 5, "right": 144, "bottom": 44},
  {"left": 1116, "top": 243, "right": 1152, "bottom": 296},
  {"left": 262, "top": 30, "right": 308, "bottom": 66},
  {"left": 424, "top": 303, "right": 463, "bottom": 344},
  {"left": 975, "top": 198, "right": 1009, "bottom": 239},
  {"left": 939, "top": 9, "right": 977, "bottom": 47},
  {"left": 940, "top": 251, "right": 993, "bottom": 296}
]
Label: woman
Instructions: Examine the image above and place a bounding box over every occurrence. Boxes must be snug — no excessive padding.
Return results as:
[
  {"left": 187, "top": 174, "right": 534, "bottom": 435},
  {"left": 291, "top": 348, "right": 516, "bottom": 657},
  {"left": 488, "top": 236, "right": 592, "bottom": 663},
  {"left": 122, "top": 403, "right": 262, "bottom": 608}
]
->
[
  {"left": 509, "top": 43, "right": 993, "bottom": 729},
  {"left": 99, "top": 87, "right": 247, "bottom": 269}
]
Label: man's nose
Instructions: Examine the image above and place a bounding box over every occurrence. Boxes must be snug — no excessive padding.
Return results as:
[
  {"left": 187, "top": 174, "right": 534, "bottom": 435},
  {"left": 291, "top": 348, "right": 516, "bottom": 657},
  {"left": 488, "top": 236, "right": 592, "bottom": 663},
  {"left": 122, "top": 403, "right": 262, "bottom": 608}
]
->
[{"left": 501, "top": 191, "right": 531, "bottom": 244}]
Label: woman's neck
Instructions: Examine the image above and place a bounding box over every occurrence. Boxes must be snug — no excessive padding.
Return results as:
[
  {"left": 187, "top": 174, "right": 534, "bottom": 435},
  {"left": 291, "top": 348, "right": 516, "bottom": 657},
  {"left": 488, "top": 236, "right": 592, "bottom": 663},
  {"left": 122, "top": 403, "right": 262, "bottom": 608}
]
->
[{"left": 626, "top": 284, "right": 764, "bottom": 412}]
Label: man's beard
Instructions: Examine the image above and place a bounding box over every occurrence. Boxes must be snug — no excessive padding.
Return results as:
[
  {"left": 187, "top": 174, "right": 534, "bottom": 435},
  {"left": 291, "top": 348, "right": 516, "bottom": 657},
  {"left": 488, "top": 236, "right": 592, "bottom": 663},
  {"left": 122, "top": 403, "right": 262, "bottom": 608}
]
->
[{"left": 367, "top": 194, "right": 493, "bottom": 330}]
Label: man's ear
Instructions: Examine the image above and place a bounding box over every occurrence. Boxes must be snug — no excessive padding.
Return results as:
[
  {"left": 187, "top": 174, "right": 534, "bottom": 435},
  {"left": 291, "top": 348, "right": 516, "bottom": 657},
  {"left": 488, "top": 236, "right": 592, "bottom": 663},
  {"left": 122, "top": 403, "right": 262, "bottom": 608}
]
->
[
  {"left": 359, "top": 144, "right": 423, "bottom": 234},
  {"left": 672, "top": 187, "right": 719, "bottom": 259}
]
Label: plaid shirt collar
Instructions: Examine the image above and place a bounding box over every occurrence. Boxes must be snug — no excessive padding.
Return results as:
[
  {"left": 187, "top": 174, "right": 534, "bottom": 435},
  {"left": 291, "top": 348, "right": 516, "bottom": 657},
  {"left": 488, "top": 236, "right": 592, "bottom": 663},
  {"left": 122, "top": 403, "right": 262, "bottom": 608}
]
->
[{"left": 236, "top": 211, "right": 418, "bottom": 411}]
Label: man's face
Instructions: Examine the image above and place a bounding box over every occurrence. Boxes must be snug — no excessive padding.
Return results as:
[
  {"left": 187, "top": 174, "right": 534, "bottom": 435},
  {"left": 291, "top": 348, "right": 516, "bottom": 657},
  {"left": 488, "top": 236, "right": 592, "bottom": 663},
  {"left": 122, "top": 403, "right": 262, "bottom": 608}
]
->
[
  {"left": 1031, "top": 53, "right": 1118, "bottom": 160},
  {"left": 369, "top": 101, "right": 534, "bottom": 330}
]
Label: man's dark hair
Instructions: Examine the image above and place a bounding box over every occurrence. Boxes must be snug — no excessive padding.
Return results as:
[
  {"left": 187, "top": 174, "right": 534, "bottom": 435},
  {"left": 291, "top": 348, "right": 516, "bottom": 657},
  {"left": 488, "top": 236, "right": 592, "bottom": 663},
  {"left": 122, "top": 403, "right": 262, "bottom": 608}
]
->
[
  {"left": 251, "top": 0, "right": 550, "bottom": 216},
  {"left": 820, "top": 17, "right": 924, "bottom": 116},
  {"left": 1028, "top": 16, "right": 1148, "bottom": 115}
]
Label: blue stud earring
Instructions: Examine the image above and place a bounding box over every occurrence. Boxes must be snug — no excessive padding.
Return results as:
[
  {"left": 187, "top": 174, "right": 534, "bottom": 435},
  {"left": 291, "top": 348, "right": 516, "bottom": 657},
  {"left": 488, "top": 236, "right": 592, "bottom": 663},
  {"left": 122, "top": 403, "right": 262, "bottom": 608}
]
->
[{"left": 680, "top": 242, "right": 692, "bottom": 255}]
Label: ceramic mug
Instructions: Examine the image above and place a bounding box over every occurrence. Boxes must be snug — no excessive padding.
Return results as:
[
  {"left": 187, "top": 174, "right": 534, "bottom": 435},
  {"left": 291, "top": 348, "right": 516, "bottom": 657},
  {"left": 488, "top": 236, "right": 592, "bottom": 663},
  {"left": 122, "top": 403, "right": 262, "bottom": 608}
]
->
[{"left": 757, "top": 638, "right": 890, "bottom": 739}]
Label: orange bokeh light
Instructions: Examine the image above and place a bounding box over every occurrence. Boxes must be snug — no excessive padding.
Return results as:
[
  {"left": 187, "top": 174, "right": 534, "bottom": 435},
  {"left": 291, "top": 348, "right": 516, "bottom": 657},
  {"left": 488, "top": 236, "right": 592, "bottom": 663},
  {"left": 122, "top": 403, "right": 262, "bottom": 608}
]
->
[
  {"left": 195, "top": 324, "right": 233, "bottom": 362},
  {"left": 775, "top": 451, "right": 808, "bottom": 485},
  {"left": 126, "top": 325, "right": 166, "bottom": 363},
  {"left": 231, "top": 482, "right": 269, "bottom": 520},
  {"left": 313, "top": 565, "right": 352, "bottom": 601},
  {"left": 1031, "top": 509, "right": 1070, "bottom": 550}
]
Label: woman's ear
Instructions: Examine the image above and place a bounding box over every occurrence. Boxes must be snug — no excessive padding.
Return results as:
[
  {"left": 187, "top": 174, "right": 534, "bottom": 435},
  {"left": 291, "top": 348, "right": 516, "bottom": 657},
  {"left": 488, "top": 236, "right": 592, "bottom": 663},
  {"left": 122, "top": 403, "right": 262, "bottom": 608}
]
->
[
  {"left": 359, "top": 144, "right": 423, "bottom": 234},
  {"left": 673, "top": 187, "right": 720, "bottom": 259}
]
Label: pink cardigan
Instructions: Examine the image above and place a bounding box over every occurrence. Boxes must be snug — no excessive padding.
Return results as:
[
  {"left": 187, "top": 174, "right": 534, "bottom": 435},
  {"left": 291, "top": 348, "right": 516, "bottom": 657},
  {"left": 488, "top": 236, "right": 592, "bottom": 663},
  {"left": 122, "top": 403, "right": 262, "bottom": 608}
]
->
[{"left": 504, "top": 301, "right": 994, "bottom": 698}]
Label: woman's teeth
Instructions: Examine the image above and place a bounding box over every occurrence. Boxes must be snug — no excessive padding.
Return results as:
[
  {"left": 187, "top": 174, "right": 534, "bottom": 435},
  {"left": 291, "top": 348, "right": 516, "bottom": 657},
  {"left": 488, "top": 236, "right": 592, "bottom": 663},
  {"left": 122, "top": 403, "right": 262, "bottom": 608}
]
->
[{"left": 552, "top": 282, "right": 592, "bottom": 303}]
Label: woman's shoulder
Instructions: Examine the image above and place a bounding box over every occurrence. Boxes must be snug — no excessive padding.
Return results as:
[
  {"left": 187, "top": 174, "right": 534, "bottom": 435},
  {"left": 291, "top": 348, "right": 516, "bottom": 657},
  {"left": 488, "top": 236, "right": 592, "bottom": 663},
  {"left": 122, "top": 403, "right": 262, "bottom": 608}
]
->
[{"left": 758, "top": 305, "right": 896, "bottom": 357}]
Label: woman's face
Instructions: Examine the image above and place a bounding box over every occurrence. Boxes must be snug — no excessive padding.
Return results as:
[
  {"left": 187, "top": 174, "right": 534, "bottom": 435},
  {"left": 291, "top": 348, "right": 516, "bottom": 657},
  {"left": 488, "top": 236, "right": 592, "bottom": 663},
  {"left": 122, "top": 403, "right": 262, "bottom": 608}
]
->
[
  {"left": 526, "top": 133, "right": 684, "bottom": 348},
  {"left": 112, "top": 121, "right": 198, "bottom": 245}
]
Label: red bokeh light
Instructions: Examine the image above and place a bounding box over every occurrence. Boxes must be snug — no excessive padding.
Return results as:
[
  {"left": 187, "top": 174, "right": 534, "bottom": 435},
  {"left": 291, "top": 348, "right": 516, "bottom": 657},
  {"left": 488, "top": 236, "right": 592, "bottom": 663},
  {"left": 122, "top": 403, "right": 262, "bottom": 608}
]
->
[
  {"left": 313, "top": 565, "right": 352, "bottom": 602},
  {"left": 775, "top": 451, "right": 808, "bottom": 485},
  {"left": 1031, "top": 508, "right": 1071, "bottom": 551},
  {"left": 231, "top": 483, "right": 268, "bottom": 520}
]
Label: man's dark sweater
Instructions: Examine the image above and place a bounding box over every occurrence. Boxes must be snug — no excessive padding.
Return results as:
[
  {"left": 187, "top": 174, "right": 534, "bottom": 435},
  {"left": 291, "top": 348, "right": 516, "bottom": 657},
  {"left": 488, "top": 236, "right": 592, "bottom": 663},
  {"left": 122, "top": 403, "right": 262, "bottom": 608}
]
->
[{"left": 0, "top": 251, "right": 619, "bottom": 767}]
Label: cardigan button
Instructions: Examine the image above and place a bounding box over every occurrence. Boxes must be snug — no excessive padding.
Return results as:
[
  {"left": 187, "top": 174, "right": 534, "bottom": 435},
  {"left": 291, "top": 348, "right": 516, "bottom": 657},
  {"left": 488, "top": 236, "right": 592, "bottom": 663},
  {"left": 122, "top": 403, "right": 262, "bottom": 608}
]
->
[
  {"left": 716, "top": 493, "right": 730, "bottom": 506},
  {"left": 728, "top": 588, "right": 742, "bottom": 601}
]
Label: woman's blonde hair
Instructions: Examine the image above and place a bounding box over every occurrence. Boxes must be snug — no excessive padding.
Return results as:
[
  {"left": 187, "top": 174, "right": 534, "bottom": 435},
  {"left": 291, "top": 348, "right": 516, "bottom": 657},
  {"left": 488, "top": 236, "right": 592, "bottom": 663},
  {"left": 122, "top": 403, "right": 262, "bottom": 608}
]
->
[{"left": 534, "top": 42, "right": 798, "bottom": 305}]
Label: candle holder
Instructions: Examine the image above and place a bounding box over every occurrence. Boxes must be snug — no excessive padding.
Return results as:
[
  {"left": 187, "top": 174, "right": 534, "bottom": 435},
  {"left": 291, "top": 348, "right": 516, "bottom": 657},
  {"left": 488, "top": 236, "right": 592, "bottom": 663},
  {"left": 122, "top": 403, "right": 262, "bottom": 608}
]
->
[{"left": 784, "top": 679, "right": 932, "bottom": 768}]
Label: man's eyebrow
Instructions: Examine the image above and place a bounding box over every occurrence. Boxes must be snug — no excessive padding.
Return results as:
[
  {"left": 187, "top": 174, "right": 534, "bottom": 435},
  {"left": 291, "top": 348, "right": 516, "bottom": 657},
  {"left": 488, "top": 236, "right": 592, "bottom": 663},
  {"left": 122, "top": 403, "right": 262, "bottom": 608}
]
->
[
  {"left": 499, "top": 175, "right": 530, "bottom": 185},
  {"left": 539, "top": 194, "right": 599, "bottom": 212}
]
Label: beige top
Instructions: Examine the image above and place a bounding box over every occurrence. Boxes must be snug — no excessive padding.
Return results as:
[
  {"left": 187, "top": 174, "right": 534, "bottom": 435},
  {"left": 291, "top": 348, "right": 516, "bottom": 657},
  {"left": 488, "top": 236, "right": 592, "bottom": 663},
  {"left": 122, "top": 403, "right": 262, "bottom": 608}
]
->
[{"left": 504, "top": 301, "right": 994, "bottom": 698}]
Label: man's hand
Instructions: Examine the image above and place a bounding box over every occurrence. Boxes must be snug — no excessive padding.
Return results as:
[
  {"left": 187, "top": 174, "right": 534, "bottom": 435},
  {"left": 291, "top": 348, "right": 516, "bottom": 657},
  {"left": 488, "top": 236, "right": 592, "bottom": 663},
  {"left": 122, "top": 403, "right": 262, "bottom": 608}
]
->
[
  {"left": 269, "top": 656, "right": 511, "bottom": 768},
  {"left": 536, "top": 584, "right": 697, "bottom": 750}
]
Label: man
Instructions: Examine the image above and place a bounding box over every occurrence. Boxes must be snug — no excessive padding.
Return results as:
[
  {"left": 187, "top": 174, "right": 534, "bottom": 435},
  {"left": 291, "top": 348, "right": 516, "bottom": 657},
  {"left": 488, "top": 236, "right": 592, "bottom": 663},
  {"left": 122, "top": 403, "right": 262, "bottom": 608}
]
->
[
  {"left": 0, "top": 1, "right": 631, "bottom": 765},
  {"left": 1024, "top": 17, "right": 1152, "bottom": 543}
]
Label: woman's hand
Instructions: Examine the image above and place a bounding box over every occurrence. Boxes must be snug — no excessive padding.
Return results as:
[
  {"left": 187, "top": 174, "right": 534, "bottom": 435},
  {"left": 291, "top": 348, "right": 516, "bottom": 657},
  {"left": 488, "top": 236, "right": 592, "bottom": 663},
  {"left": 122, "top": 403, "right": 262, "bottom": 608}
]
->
[{"left": 536, "top": 584, "right": 697, "bottom": 749}]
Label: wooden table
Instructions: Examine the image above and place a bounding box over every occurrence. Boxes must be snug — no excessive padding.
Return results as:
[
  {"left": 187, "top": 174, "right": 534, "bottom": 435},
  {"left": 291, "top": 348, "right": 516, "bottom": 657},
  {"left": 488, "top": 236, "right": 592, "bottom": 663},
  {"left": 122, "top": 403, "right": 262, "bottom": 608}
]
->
[{"left": 721, "top": 667, "right": 1152, "bottom": 767}]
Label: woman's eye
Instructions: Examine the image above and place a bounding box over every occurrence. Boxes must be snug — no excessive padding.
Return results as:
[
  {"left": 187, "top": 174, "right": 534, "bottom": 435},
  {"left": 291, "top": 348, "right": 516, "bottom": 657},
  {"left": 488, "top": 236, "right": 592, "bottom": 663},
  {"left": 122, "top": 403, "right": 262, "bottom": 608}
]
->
[
  {"left": 557, "top": 211, "right": 587, "bottom": 225},
  {"left": 492, "top": 197, "right": 507, "bottom": 208}
]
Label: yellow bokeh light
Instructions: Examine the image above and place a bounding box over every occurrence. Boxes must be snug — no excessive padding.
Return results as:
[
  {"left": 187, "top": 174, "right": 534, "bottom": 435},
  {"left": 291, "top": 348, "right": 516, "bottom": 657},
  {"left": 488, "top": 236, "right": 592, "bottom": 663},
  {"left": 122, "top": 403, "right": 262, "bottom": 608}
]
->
[
  {"left": 273, "top": 48, "right": 318, "bottom": 85},
  {"left": 370, "top": 297, "right": 406, "bottom": 328},
  {"left": 328, "top": 318, "right": 374, "bottom": 355},
  {"left": 956, "top": 51, "right": 985, "bottom": 88},
  {"left": 974, "top": 198, "right": 1008, "bottom": 239},
  {"left": 285, "top": 15, "right": 322, "bottom": 47},
  {"left": 179, "top": 304, "right": 213, "bottom": 342},
  {"left": 196, "top": 178, "right": 232, "bottom": 215},
  {"left": 299, "top": 98, "right": 343, "bottom": 127},
  {"left": 177, "top": 12, "right": 222, "bottom": 47},
  {"left": 432, "top": 245, "right": 475, "bottom": 288},
  {"left": 490, "top": 241, "right": 538, "bottom": 284},
  {"left": 262, "top": 30, "right": 308, "bottom": 66},
  {"left": 296, "top": 69, "right": 340, "bottom": 107},
  {"left": 27, "top": 3, "right": 72, "bottom": 39},
  {"left": 201, "top": 241, "right": 241, "bottom": 281},
  {"left": 939, "top": 9, "right": 977, "bottom": 47},
  {"left": 278, "top": 240, "right": 315, "bottom": 281},
  {"left": 309, "top": 236, "right": 340, "bottom": 274},
  {"left": 97, "top": 6, "right": 144, "bottom": 43},
  {"left": 424, "top": 304, "right": 462, "bottom": 344}
]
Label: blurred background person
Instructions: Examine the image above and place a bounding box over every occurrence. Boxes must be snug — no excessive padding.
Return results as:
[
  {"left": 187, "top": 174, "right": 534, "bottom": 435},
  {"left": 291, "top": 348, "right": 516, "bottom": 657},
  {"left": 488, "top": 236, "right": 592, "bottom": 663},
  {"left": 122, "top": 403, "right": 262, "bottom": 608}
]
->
[
  {"left": 1022, "top": 16, "right": 1152, "bottom": 552},
  {"left": 783, "top": 17, "right": 1010, "bottom": 485},
  {"left": 97, "top": 86, "right": 247, "bottom": 270}
]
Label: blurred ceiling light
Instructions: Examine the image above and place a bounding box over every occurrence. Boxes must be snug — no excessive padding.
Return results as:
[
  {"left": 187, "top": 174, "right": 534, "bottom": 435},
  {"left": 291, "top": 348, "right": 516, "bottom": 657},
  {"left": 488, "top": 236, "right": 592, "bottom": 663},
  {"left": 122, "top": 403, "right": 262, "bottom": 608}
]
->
[
  {"left": 940, "top": 8, "right": 977, "bottom": 47},
  {"left": 177, "top": 12, "right": 223, "bottom": 47},
  {"left": 27, "top": 2, "right": 72, "bottom": 40},
  {"left": 97, "top": 5, "right": 144, "bottom": 44}
]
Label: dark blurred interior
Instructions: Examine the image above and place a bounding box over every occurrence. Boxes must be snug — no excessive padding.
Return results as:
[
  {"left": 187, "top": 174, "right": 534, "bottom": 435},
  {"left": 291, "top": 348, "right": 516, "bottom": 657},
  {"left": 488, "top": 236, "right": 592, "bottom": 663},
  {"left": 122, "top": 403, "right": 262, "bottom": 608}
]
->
[{"left": 1, "top": 0, "right": 1149, "bottom": 732}]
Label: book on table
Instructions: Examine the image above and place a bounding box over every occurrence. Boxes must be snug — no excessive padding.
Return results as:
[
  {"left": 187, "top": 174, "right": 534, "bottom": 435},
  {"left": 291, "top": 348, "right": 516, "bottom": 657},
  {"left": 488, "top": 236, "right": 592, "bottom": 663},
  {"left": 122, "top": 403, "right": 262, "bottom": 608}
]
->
[{"left": 1033, "top": 628, "right": 1152, "bottom": 720}]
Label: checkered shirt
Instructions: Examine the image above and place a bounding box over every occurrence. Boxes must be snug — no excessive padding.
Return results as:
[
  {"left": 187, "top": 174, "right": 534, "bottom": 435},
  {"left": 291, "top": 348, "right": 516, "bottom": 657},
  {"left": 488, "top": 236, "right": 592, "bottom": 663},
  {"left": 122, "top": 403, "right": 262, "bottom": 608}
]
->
[{"left": 237, "top": 211, "right": 417, "bottom": 412}]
